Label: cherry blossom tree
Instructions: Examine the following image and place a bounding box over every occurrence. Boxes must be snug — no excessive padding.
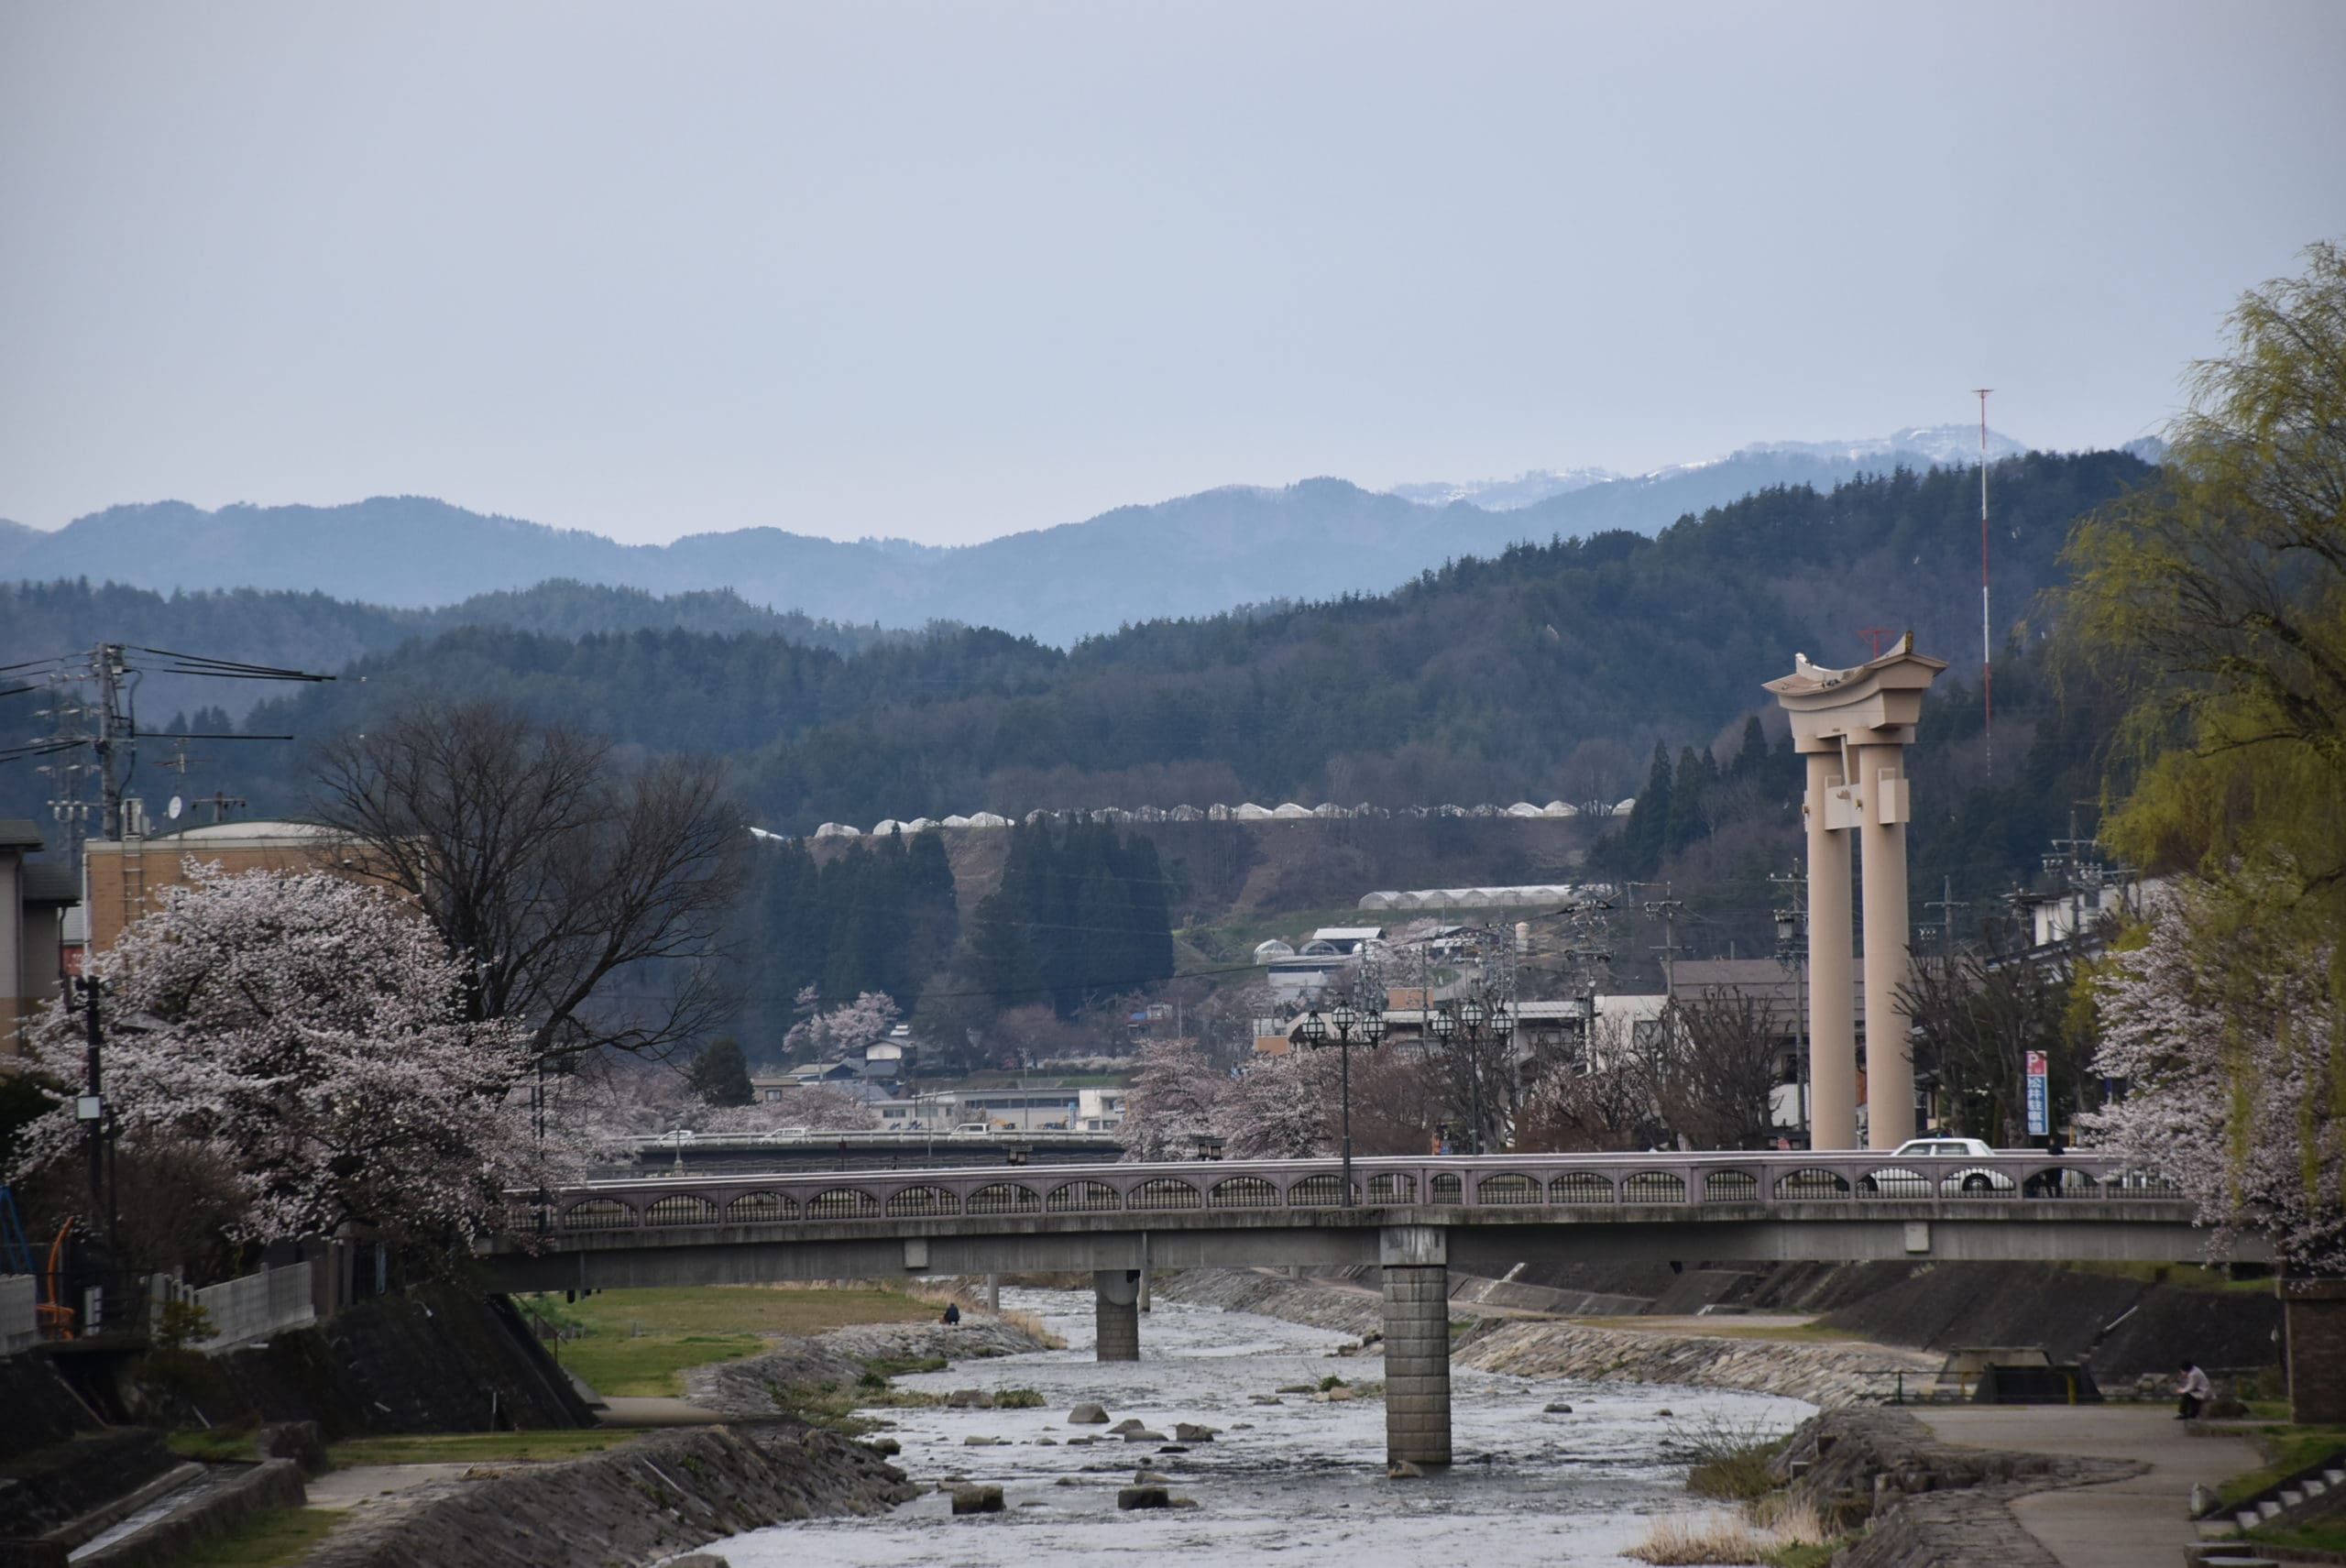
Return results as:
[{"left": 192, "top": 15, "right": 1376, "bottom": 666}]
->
[
  {"left": 579, "top": 1058, "right": 879, "bottom": 1137},
  {"left": 1217, "top": 1047, "right": 1336, "bottom": 1159},
  {"left": 2085, "top": 882, "right": 2344, "bottom": 1274},
  {"left": 1117, "top": 1037, "right": 1223, "bottom": 1161},
  {"left": 10, "top": 862, "right": 562, "bottom": 1251},
  {"left": 784, "top": 988, "right": 901, "bottom": 1063}
]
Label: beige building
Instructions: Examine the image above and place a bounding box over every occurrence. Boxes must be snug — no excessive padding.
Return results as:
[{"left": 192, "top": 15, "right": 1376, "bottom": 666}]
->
[
  {"left": 2, "top": 821, "right": 79, "bottom": 1060},
  {"left": 82, "top": 819, "right": 365, "bottom": 956}
]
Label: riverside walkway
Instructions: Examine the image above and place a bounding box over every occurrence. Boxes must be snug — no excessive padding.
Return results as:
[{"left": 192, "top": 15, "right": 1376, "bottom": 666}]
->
[{"left": 481, "top": 1151, "right": 2245, "bottom": 1468}]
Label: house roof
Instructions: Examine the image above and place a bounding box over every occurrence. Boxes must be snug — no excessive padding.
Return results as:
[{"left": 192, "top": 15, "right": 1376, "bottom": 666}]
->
[{"left": 20, "top": 862, "right": 79, "bottom": 905}]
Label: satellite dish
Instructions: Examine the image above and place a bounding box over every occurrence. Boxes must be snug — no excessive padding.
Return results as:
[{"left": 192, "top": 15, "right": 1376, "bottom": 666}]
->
[{"left": 168, "top": 795, "right": 183, "bottom": 820}]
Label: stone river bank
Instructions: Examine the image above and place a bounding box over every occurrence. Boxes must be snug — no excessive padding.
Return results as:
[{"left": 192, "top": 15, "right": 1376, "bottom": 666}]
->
[
  {"left": 1153, "top": 1268, "right": 1939, "bottom": 1407},
  {"left": 296, "top": 1423, "right": 917, "bottom": 1568},
  {"left": 685, "top": 1316, "right": 1049, "bottom": 1418}
]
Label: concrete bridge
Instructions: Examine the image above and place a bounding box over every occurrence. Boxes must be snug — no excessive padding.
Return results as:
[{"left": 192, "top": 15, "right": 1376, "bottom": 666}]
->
[{"left": 481, "top": 1151, "right": 2248, "bottom": 1466}]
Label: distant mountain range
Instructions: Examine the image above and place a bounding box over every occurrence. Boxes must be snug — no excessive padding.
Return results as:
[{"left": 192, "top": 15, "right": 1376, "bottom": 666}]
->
[
  {"left": 0, "top": 425, "right": 2046, "bottom": 645},
  {"left": 1386, "top": 424, "right": 2027, "bottom": 510}
]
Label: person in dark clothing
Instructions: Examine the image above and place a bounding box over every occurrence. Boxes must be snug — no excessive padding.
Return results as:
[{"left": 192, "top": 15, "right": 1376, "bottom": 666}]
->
[
  {"left": 2177, "top": 1361, "right": 2211, "bottom": 1420},
  {"left": 942, "top": 1302, "right": 961, "bottom": 1325}
]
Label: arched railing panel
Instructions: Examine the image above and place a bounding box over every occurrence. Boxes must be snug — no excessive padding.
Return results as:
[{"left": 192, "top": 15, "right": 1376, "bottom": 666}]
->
[
  {"left": 725, "top": 1191, "right": 796, "bottom": 1223},
  {"left": 806, "top": 1187, "right": 882, "bottom": 1221},
  {"left": 1130, "top": 1179, "right": 1203, "bottom": 1212},
  {"left": 1774, "top": 1168, "right": 1852, "bottom": 1201},
  {"left": 1366, "top": 1172, "right": 1417, "bottom": 1204},
  {"left": 1431, "top": 1173, "right": 1464, "bottom": 1204},
  {"left": 884, "top": 1185, "right": 960, "bottom": 1219},
  {"left": 1210, "top": 1176, "right": 1278, "bottom": 1209},
  {"left": 1550, "top": 1171, "right": 1616, "bottom": 1205},
  {"left": 1474, "top": 1172, "right": 1542, "bottom": 1206},
  {"left": 1702, "top": 1170, "right": 1760, "bottom": 1203},
  {"left": 645, "top": 1193, "right": 719, "bottom": 1226},
  {"left": 967, "top": 1182, "right": 1041, "bottom": 1215},
  {"left": 558, "top": 1198, "right": 637, "bottom": 1232},
  {"left": 1621, "top": 1170, "right": 1687, "bottom": 1204},
  {"left": 1857, "top": 1167, "right": 1929, "bottom": 1200},
  {"left": 1047, "top": 1180, "right": 1121, "bottom": 1213},
  {"left": 2020, "top": 1165, "right": 2100, "bottom": 1200},
  {"left": 1285, "top": 1173, "right": 1349, "bottom": 1208}
]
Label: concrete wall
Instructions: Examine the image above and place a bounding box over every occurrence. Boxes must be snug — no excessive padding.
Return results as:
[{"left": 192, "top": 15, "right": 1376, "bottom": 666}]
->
[
  {"left": 153, "top": 1264, "right": 317, "bottom": 1353},
  {"left": 1, "top": 1273, "right": 38, "bottom": 1354},
  {"left": 2282, "top": 1278, "right": 2346, "bottom": 1424}
]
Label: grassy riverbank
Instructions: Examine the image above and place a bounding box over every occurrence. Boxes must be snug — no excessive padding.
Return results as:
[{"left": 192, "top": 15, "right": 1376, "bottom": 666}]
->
[{"left": 521, "top": 1282, "right": 943, "bottom": 1397}]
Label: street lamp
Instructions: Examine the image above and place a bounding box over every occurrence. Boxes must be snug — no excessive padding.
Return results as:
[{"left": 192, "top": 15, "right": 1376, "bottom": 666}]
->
[
  {"left": 1433, "top": 995, "right": 1511, "bottom": 1155},
  {"left": 1296, "top": 1001, "right": 1385, "bottom": 1205}
]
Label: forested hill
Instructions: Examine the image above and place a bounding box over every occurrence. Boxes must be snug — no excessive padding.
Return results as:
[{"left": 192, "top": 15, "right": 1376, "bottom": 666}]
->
[
  {"left": 0, "top": 451, "right": 2151, "bottom": 837},
  {"left": 0, "top": 578, "right": 923, "bottom": 723}
]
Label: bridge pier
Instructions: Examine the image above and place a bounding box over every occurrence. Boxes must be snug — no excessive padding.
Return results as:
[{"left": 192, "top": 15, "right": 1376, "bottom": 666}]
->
[
  {"left": 1381, "top": 1225, "right": 1451, "bottom": 1468},
  {"left": 1094, "top": 1268, "right": 1141, "bottom": 1361}
]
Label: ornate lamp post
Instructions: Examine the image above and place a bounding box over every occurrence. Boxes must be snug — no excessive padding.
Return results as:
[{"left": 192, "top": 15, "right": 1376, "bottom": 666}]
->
[
  {"left": 1433, "top": 995, "right": 1512, "bottom": 1155},
  {"left": 1296, "top": 999, "right": 1386, "bottom": 1205}
]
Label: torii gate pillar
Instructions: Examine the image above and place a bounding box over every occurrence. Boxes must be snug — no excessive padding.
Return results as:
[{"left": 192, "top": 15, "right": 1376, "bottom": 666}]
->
[{"left": 1765, "top": 636, "right": 1947, "bottom": 1150}]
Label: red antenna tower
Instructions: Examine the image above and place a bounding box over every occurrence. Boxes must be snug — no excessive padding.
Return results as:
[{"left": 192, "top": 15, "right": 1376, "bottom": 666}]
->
[
  {"left": 1857, "top": 627, "right": 1897, "bottom": 659},
  {"left": 1976, "top": 388, "right": 1993, "bottom": 777}
]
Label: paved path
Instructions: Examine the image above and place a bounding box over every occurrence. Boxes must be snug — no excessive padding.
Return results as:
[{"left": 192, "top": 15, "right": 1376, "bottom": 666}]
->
[
  {"left": 597, "top": 1394, "right": 732, "bottom": 1426},
  {"left": 303, "top": 1463, "right": 486, "bottom": 1510},
  {"left": 1918, "top": 1407, "right": 2261, "bottom": 1568}
]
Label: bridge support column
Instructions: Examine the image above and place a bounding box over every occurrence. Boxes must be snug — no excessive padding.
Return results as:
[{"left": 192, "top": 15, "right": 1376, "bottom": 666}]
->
[
  {"left": 2284, "top": 1278, "right": 2346, "bottom": 1423},
  {"left": 984, "top": 1273, "right": 1000, "bottom": 1312},
  {"left": 1381, "top": 1226, "right": 1450, "bottom": 1468},
  {"left": 1094, "top": 1269, "right": 1140, "bottom": 1362}
]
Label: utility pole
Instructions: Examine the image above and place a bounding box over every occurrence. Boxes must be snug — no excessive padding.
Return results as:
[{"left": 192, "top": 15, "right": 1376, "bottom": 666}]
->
[
  {"left": 1770, "top": 867, "right": 1809, "bottom": 1146},
  {"left": 1976, "top": 388, "right": 1994, "bottom": 779},
  {"left": 1924, "top": 877, "right": 1969, "bottom": 970},
  {"left": 1642, "top": 884, "right": 1684, "bottom": 996}
]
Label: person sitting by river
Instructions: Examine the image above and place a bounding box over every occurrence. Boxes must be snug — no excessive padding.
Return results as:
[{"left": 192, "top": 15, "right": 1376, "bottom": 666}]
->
[
  {"left": 2176, "top": 1361, "right": 2212, "bottom": 1420},
  {"left": 942, "top": 1301, "right": 961, "bottom": 1326}
]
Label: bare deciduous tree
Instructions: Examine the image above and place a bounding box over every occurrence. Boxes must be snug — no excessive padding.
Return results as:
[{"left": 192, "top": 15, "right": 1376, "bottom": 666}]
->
[
  {"left": 1653, "top": 991, "right": 1787, "bottom": 1150},
  {"left": 312, "top": 701, "right": 746, "bottom": 1068}
]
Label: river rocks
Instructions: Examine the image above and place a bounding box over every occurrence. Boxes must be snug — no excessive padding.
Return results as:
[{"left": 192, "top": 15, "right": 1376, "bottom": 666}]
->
[
  {"left": 1249, "top": 1395, "right": 1283, "bottom": 1405},
  {"left": 951, "top": 1484, "right": 1005, "bottom": 1515},
  {"left": 1173, "top": 1423, "right": 1217, "bottom": 1442},
  {"left": 1054, "top": 1476, "right": 1080, "bottom": 1487},
  {"left": 1322, "top": 1387, "right": 1356, "bottom": 1402},
  {"left": 1066, "top": 1435, "right": 1101, "bottom": 1446},
  {"left": 1276, "top": 1384, "right": 1317, "bottom": 1395},
  {"left": 1122, "top": 1429, "right": 1168, "bottom": 1442},
  {"left": 1387, "top": 1461, "right": 1424, "bottom": 1479},
  {"left": 258, "top": 1420, "right": 329, "bottom": 1477},
  {"left": 1543, "top": 1403, "right": 1573, "bottom": 1415},
  {"left": 1034, "top": 1437, "right": 1058, "bottom": 1446},
  {"left": 861, "top": 1436, "right": 902, "bottom": 1456},
  {"left": 1109, "top": 1418, "right": 1146, "bottom": 1432},
  {"left": 947, "top": 1389, "right": 993, "bottom": 1409},
  {"left": 668, "top": 1557, "right": 731, "bottom": 1568},
  {"left": 963, "top": 1435, "right": 1003, "bottom": 1446},
  {"left": 1118, "top": 1485, "right": 1172, "bottom": 1510},
  {"left": 688, "top": 1318, "right": 1049, "bottom": 1419},
  {"left": 1134, "top": 1469, "right": 1170, "bottom": 1484},
  {"left": 1157, "top": 1444, "right": 1189, "bottom": 1454},
  {"left": 1068, "top": 1403, "right": 1110, "bottom": 1423}
]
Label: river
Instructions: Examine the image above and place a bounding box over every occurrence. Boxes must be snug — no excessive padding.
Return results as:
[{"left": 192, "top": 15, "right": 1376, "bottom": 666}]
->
[{"left": 712, "top": 1286, "right": 1813, "bottom": 1568}]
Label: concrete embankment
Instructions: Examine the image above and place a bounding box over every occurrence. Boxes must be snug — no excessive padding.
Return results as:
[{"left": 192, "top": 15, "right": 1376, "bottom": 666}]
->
[
  {"left": 295, "top": 1423, "right": 917, "bottom": 1568},
  {"left": 686, "top": 1316, "right": 1047, "bottom": 1418},
  {"left": 1155, "top": 1267, "right": 1936, "bottom": 1407}
]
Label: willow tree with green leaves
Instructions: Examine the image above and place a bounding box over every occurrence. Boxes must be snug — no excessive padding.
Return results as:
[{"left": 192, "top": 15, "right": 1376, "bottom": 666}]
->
[{"left": 2066, "top": 240, "right": 2346, "bottom": 1268}]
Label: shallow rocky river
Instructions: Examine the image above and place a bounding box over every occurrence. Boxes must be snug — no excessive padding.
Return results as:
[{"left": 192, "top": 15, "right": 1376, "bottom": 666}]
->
[{"left": 714, "top": 1287, "right": 1812, "bottom": 1568}]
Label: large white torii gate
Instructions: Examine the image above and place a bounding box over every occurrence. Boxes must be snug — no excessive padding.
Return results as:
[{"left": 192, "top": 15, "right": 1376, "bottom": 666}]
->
[{"left": 1765, "top": 635, "right": 1947, "bottom": 1150}]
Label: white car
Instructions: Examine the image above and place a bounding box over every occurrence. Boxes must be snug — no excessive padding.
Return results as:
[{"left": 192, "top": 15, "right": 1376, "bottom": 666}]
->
[
  {"left": 1862, "top": 1137, "right": 2016, "bottom": 1196},
  {"left": 651, "top": 1129, "right": 696, "bottom": 1146},
  {"left": 950, "top": 1123, "right": 994, "bottom": 1135}
]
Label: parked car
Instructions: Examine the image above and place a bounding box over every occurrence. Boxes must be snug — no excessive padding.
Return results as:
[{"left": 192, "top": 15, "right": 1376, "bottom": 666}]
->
[
  {"left": 950, "top": 1123, "right": 993, "bottom": 1135},
  {"left": 1860, "top": 1137, "right": 2016, "bottom": 1196},
  {"left": 651, "top": 1129, "right": 696, "bottom": 1146}
]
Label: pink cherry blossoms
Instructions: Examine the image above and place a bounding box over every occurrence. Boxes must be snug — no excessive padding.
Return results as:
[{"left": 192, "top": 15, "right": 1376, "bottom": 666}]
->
[
  {"left": 2084, "top": 883, "right": 2344, "bottom": 1274},
  {"left": 12, "top": 861, "right": 567, "bottom": 1248}
]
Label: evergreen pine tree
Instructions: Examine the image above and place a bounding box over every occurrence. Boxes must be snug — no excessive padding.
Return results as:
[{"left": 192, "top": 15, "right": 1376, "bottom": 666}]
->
[
  {"left": 687, "top": 1036, "right": 755, "bottom": 1107},
  {"left": 1620, "top": 741, "right": 1673, "bottom": 876}
]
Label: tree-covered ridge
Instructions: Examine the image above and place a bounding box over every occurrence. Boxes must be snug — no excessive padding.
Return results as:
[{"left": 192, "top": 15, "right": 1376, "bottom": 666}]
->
[{"left": 0, "top": 451, "right": 2152, "bottom": 845}]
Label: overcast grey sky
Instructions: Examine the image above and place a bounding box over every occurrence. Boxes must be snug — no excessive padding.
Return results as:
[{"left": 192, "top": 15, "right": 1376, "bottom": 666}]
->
[{"left": 4, "top": 3, "right": 2341, "bottom": 547}]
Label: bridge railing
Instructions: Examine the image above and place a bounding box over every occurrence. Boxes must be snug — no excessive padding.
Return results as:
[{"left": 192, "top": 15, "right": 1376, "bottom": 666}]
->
[{"left": 501, "top": 1151, "right": 2180, "bottom": 1239}]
